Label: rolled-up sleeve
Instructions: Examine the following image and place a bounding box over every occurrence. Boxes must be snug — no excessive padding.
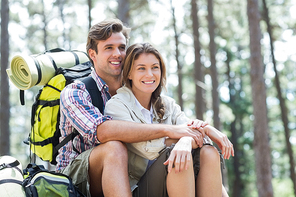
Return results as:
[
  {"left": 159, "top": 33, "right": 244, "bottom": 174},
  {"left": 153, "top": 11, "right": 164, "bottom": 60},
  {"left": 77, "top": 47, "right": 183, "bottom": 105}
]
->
[
  {"left": 105, "top": 97, "right": 165, "bottom": 160},
  {"left": 60, "top": 82, "right": 112, "bottom": 145}
]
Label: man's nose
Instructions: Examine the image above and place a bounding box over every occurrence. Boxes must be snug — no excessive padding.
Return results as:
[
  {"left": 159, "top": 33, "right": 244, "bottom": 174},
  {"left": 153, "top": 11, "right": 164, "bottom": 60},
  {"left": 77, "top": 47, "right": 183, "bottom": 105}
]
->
[{"left": 113, "top": 48, "right": 121, "bottom": 57}]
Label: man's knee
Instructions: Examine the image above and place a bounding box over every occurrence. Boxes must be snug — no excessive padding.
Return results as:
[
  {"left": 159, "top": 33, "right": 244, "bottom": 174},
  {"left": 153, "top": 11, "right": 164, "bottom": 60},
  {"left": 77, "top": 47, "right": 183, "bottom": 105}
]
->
[
  {"left": 93, "top": 141, "right": 128, "bottom": 163},
  {"left": 106, "top": 141, "right": 128, "bottom": 158}
]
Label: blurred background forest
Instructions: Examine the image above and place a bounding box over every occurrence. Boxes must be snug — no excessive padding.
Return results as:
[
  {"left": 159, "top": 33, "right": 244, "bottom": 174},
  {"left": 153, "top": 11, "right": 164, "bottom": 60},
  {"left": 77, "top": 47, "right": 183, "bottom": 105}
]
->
[{"left": 1, "top": 0, "right": 296, "bottom": 196}]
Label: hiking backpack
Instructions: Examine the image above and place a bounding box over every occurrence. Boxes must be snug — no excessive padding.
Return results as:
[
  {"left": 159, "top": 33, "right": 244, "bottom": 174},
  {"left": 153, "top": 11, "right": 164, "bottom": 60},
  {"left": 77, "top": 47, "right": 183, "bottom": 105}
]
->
[
  {"left": 0, "top": 156, "right": 26, "bottom": 196},
  {"left": 27, "top": 61, "right": 103, "bottom": 165},
  {"left": 23, "top": 163, "right": 85, "bottom": 197}
]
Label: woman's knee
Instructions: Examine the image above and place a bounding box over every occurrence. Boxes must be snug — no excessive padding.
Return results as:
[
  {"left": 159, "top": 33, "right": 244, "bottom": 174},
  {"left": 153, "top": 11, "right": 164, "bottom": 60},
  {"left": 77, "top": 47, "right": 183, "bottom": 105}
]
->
[{"left": 200, "top": 145, "right": 220, "bottom": 164}]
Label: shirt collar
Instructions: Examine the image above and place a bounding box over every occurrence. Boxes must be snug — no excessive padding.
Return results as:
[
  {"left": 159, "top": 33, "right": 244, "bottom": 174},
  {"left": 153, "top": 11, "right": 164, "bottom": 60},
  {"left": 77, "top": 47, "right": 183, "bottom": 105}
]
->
[
  {"left": 134, "top": 97, "right": 154, "bottom": 124},
  {"left": 91, "top": 70, "right": 111, "bottom": 99},
  {"left": 91, "top": 70, "right": 109, "bottom": 91}
]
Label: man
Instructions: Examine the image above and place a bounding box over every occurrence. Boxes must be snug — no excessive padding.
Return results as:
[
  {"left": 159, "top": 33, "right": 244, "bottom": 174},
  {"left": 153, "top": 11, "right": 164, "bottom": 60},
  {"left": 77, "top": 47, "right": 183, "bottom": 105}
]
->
[{"left": 56, "top": 19, "right": 206, "bottom": 197}]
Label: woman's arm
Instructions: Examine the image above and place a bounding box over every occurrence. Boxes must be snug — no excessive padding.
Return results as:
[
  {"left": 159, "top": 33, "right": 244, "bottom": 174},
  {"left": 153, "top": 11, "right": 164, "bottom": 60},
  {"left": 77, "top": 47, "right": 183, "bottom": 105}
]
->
[
  {"left": 163, "top": 136, "right": 197, "bottom": 173},
  {"left": 201, "top": 125, "right": 234, "bottom": 159},
  {"left": 187, "top": 118, "right": 234, "bottom": 159}
]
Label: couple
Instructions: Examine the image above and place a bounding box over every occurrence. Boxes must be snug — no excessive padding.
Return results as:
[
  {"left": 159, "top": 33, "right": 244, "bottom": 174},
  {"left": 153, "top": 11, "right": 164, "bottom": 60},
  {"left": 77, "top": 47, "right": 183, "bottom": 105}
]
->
[{"left": 56, "top": 18, "right": 234, "bottom": 197}]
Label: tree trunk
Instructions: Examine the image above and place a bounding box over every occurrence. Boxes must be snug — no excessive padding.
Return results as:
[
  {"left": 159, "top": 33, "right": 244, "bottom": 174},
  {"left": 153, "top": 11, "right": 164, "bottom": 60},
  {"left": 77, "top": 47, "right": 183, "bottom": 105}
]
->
[
  {"left": 190, "top": 0, "right": 204, "bottom": 119},
  {"left": 57, "top": 0, "right": 66, "bottom": 49},
  {"left": 170, "top": 0, "right": 183, "bottom": 110},
  {"left": 1, "top": 0, "right": 11, "bottom": 156},
  {"left": 247, "top": 0, "right": 274, "bottom": 196},
  {"left": 41, "top": 0, "right": 48, "bottom": 50},
  {"left": 226, "top": 50, "right": 242, "bottom": 196},
  {"left": 117, "top": 0, "right": 130, "bottom": 25},
  {"left": 88, "top": 0, "right": 92, "bottom": 29},
  {"left": 262, "top": 0, "right": 296, "bottom": 195},
  {"left": 207, "top": 0, "right": 220, "bottom": 129}
]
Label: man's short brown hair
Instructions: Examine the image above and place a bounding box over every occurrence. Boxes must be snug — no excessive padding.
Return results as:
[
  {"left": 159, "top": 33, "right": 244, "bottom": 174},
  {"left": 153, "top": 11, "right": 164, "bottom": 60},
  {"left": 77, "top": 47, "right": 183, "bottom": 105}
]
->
[{"left": 86, "top": 18, "right": 131, "bottom": 63}]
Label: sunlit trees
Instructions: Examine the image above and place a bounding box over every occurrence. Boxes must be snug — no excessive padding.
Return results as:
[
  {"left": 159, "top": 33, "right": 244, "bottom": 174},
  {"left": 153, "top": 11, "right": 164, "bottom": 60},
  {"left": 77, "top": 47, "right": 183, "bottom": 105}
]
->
[
  {"left": 247, "top": 0, "right": 273, "bottom": 196},
  {"left": 1, "top": 0, "right": 10, "bottom": 156},
  {"left": 190, "top": 0, "right": 204, "bottom": 120},
  {"left": 4, "top": 0, "right": 296, "bottom": 196}
]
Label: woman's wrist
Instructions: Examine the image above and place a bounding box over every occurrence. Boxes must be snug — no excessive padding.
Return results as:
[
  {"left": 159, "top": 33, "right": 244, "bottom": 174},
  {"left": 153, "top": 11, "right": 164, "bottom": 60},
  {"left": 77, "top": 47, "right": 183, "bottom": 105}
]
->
[
  {"left": 204, "top": 125, "right": 213, "bottom": 136},
  {"left": 180, "top": 136, "right": 197, "bottom": 149}
]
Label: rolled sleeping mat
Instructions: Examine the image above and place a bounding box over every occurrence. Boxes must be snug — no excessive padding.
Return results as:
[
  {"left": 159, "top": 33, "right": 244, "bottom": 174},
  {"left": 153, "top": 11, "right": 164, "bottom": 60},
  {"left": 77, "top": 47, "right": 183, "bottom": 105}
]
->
[
  {"left": 0, "top": 155, "right": 26, "bottom": 197},
  {"left": 6, "top": 50, "right": 90, "bottom": 90}
]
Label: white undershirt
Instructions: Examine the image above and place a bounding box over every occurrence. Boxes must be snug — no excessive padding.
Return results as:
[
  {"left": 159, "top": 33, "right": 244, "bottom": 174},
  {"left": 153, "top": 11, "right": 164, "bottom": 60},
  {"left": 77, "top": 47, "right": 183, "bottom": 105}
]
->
[
  {"left": 134, "top": 97, "right": 154, "bottom": 124},
  {"left": 134, "top": 96, "right": 157, "bottom": 168}
]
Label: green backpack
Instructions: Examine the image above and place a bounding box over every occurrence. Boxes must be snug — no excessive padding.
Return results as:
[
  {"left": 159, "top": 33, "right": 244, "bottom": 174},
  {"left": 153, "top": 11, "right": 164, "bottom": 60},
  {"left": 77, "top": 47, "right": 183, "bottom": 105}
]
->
[
  {"left": 28, "top": 61, "right": 103, "bottom": 165},
  {"left": 22, "top": 163, "right": 85, "bottom": 197}
]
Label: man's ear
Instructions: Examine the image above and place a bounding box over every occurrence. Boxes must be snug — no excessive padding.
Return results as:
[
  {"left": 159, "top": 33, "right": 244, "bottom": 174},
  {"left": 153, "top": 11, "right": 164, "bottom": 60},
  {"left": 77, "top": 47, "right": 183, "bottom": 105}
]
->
[{"left": 88, "top": 49, "right": 96, "bottom": 62}]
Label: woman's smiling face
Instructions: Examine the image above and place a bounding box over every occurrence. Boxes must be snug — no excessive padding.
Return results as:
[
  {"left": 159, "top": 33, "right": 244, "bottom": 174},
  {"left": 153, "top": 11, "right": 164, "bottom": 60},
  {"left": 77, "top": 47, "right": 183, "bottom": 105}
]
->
[{"left": 128, "top": 53, "right": 161, "bottom": 98}]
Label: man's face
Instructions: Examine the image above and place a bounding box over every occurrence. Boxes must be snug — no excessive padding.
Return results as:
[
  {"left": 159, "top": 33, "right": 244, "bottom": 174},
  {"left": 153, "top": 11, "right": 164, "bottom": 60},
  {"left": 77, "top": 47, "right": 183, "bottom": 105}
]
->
[{"left": 89, "top": 32, "right": 126, "bottom": 80}]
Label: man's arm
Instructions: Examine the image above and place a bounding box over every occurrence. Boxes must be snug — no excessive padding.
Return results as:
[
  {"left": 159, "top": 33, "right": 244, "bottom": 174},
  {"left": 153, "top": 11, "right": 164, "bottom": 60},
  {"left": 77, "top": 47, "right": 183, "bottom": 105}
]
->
[{"left": 97, "top": 120, "right": 202, "bottom": 144}]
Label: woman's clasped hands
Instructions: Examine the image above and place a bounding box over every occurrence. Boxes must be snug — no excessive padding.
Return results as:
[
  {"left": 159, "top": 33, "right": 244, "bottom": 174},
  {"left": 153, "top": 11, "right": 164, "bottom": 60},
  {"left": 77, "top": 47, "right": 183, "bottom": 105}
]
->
[
  {"left": 164, "top": 119, "right": 234, "bottom": 174},
  {"left": 188, "top": 119, "right": 234, "bottom": 160}
]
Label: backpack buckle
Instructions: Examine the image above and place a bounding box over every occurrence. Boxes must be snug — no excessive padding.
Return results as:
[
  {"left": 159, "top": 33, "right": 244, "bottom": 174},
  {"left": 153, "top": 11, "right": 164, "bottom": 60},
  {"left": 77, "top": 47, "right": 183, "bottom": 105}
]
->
[{"left": 0, "top": 163, "right": 7, "bottom": 171}]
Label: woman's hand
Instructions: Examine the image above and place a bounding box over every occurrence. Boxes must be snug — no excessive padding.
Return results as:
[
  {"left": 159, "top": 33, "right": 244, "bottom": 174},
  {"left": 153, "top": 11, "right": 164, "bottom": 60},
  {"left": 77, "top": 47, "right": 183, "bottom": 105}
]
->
[
  {"left": 203, "top": 125, "right": 234, "bottom": 159},
  {"left": 187, "top": 119, "right": 208, "bottom": 137},
  {"left": 163, "top": 137, "right": 194, "bottom": 173}
]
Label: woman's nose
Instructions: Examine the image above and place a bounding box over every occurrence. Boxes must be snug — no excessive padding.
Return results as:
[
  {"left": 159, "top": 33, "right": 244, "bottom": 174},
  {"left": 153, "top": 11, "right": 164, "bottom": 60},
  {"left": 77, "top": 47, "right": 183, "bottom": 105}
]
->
[{"left": 146, "top": 69, "right": 153, "bottom": 76}]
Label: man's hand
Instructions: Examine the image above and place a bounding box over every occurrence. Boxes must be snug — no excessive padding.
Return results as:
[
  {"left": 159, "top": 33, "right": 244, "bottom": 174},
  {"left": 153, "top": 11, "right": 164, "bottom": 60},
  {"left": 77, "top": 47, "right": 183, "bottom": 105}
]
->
[
  {"left": 187, "top": 119, "right": 208, "bottom": 137},
  {"left": 165, "top": 125, "right": 204, "bottom": 148}
]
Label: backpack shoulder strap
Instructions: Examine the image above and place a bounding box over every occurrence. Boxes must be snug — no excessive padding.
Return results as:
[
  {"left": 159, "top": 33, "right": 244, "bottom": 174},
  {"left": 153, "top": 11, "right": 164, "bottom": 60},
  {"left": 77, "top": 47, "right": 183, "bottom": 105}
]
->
[
  {"left": 53, "top": 76, "right": 104, "bottom": 155},
  {"left": 82, "top": 76, "right": 104, "bottom": 113}
]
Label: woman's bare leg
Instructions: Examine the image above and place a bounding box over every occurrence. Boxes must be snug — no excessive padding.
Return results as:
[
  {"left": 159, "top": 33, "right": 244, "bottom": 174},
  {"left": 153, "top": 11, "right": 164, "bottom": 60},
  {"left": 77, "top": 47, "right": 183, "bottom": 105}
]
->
[
  {"left": 166, "top": 155, "right": 195, "bottom": 197},
  {"left": 196, "top": 145, "right": 222, "bottom": 197}
]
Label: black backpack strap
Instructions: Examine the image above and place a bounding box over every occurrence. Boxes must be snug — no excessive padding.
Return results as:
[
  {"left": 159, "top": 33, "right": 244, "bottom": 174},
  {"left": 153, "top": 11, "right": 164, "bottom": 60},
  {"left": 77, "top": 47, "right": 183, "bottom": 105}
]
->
[
  {"left": 20, "top": 90, "right": 25, "bottom": 105},
  {"left": 0, "top": 179, "right": 23, "bottom": 185},
  {"left": 53, "top": 129, "right": 79, "bottom": 156},
  {"left": 0, "top": 160, "right": 23, "bottom": 176},
  {"left": 53, "top": 76, "right": 103, "bottom": 156},
  {"left": 82, "top": 76, "right": 104, "bottom": 113}
]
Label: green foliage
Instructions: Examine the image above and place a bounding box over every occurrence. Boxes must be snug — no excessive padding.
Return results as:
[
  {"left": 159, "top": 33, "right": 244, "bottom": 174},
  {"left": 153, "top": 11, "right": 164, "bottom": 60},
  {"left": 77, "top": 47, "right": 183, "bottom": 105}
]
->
[
  {"left": 5, "top": 0, "right": 296, "bottom": 196},
  {"left": 273, "top": 178, "right": 294, "bottom": 197}
]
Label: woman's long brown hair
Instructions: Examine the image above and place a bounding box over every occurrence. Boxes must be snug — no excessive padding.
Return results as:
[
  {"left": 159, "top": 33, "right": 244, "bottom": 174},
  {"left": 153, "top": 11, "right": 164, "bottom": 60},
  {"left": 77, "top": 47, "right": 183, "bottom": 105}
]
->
[{"left": 122, "top": 43, "right": 166, "bottom": 119}]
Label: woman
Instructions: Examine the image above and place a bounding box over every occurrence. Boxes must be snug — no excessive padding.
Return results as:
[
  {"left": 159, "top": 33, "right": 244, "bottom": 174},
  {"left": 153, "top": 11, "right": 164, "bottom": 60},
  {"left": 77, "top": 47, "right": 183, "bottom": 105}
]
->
[{"left": 105, "top": 43, "right": 234, "bottom": 197}]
